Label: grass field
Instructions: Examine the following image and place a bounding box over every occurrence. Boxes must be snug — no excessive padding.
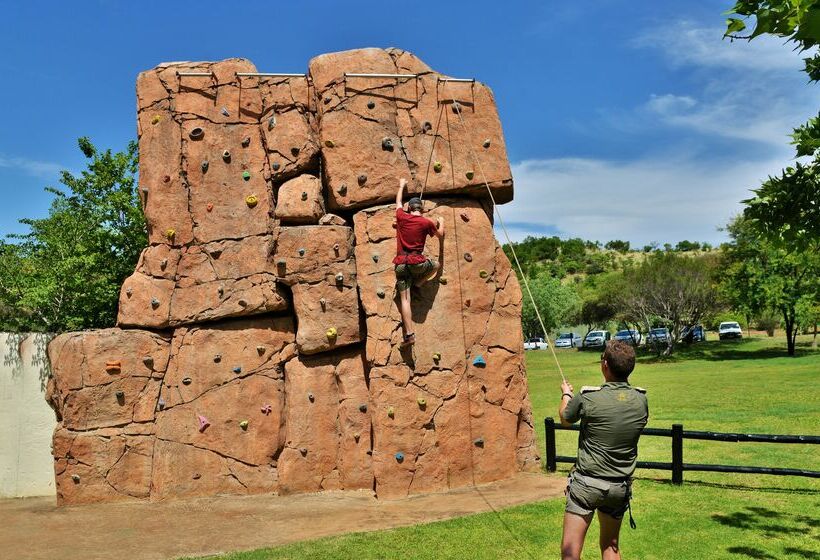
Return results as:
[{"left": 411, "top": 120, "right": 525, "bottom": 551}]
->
[{"left": 191, "top": 336, "right": 820, "bottom": 560}]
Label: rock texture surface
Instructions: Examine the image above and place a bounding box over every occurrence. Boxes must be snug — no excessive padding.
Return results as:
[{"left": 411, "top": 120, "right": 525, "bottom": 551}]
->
[{"left": 47, "top": 49, "right": 537, "bottom": 505}]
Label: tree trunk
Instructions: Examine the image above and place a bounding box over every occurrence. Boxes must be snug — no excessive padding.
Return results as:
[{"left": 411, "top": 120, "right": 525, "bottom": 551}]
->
[
  {"left": 812, "top": 323, "right": 817, "bottom": 349},
  {"left": 785, "top": 318, "right": 796, "bottom": 356}
]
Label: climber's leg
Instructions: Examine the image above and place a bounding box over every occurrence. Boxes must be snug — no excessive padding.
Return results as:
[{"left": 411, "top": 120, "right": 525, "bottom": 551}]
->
[
  {"left": 398, "top": 288, "right": 415, "bottom": 346},
  {"left": 412, "top": 258, "right": 440, "bottom": 287},
  {"left": 395, "top": 264, "right": 415, "bottom": 346}
]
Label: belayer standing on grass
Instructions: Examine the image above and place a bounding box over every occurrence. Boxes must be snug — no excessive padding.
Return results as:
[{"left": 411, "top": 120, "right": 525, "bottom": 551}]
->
[
  {"left": 393, "top": 177, "right": 445, "bottom": 347},
  {"left": 558, "top": 340, "right": 648, "bottom": 560}
]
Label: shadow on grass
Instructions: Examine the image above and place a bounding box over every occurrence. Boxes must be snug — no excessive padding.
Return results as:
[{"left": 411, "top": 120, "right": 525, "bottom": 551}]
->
[
  {"left": 715, "top": 505, "right": 819, "bottom": 559},
  {"left": 637, "top": 339, "right": 817, "bottom": 365},
  {"left": 640, "top": 477, "right": 820, "bottom": 496}
]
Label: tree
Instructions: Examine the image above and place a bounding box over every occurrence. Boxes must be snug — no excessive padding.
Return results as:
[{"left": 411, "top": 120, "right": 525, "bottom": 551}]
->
[
  {"left": 617, "top": 252, "right": 723, "bottom": 355},
  {"left": 722, "top": 216, "right": 820, "bottom": 355},
  {"left": 0, "top": 138, "right": 144, "bottom": 332},
  {"left": 520, "top": 273, "right": 581, "bottom": 338},
  {"left": 605, "top": 240, "right": 631, "bottom": 253},
  {"left": 724, "top": 2, "right": 820, "bottom": 250}
]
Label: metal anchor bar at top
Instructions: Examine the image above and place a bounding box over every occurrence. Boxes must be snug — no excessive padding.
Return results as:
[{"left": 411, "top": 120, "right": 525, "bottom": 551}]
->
[
  {"left": 176, "top": 71, "right": 213, "bottom": 77},
  {"left": 344, "top": 72, "right": 418, "bottom": 79},
  {"left": 236, "top": 72, "right": 308, "bottom": 78}
]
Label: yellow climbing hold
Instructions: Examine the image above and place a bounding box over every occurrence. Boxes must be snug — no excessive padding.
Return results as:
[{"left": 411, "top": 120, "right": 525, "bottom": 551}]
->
[
  {"left": 387, "top": 406, "right": 395, "bottom": 418},
  {"left": 432, "top": 352, "right": 441, "bottom": 361},
  {"left": 151, "top": 115, "right": 161, "bottom": 125},
  {"left": 239, "top": 420, "right": 249, "bottom": 430},
  {"left": 433, "top": 161, "right": 443, "bottom": 173},
  {"left": 326, "top": 327, "right": 337, "bottom": 339},
  {"left": 479, "top": 269, "right": 489, "bottom": 278},
  {"left": 165, "top": 228, "right": 175, "bottom": 240},
  {"left": 417, "top": 397, "right": 426, "bottom": 406},
  {"left": 439, "top": 276, "right": 448, "bottom": 285},
  {"left": 324, "top": 140, "right": 335, "bottom": 148},
  {"left": 245, "top": 194, "right": 259, "bottom": 208}
]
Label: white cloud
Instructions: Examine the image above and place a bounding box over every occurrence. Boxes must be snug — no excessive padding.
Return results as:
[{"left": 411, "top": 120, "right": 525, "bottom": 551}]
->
[
  {"left": 617, "top": 22, "right": 819, "bottom": 148},
  {"left": 634, "top": 21, "right": 805, "bottom": 72},
  {"left": 497, "top": 152, "right": 794, "bottom": 246},
  {"left": 0, "top": 154, "right": 63, "bottom": 179}
]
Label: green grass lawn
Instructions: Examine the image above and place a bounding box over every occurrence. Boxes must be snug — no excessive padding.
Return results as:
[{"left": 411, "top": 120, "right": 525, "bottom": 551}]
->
[{"left": 190, "top": 336, "right": 820, "bottom": 560}]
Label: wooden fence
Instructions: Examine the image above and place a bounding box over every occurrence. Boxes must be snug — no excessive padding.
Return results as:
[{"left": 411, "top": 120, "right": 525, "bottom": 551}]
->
[{"left": 543, "top": 418, "right": 820, "bottom": 484}]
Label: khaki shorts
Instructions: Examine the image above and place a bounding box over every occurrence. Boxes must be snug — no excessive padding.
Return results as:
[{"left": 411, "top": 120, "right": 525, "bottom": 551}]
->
[
  {"left": 565, "top": 471, "right": 631, "bottom": 519},
  {"left": 395, "top": 259, "right": 437, "bottom": 291}
]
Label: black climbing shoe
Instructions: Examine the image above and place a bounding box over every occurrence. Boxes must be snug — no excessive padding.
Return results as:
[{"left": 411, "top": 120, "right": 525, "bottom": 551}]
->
[{"left": 400, "top": 333, "right": 416, "bottom": 348}]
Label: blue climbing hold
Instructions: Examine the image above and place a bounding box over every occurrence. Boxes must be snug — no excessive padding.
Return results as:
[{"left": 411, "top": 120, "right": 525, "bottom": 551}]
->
[
  {"left": 232, "top": 365, "right": 242, "bottom": 374},
  {"left": 473, "top": 355, "right": 486, "bottom": 367},
  {"left": 395, "top": 452, "right": 405, "bottom": 463}
]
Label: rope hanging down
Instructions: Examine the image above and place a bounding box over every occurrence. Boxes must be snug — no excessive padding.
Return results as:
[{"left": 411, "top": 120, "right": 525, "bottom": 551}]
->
[{"left": 441, "top": 86, "right": 567, "bottom": 382}]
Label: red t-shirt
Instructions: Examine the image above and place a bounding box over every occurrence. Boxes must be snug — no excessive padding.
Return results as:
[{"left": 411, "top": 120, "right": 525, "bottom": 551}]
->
[{"left": 393, "top": 208, "right": 437, "bottom": 265}]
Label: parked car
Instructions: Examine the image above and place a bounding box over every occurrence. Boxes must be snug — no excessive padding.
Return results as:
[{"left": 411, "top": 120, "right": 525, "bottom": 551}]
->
[
  {"left": 614, "top": 329, "right": 643, "bottom": 346},
  {"left": 718, "top": 321, "right": 743, "bottom": 340},
  {"left": 554, "top": 332, "right": 582, "bottom": 348},
  {"left": 582, "top": 330, "right": 611, "bottom": 350},
  {"left": 646, "top": 327, "right": 671, "bottom": 345},
  {"left": 524, "top": 337, "right": 548, "bottom": 350},
  {"left": 681, "top": 325, "right": 706, "bottom": 343}
]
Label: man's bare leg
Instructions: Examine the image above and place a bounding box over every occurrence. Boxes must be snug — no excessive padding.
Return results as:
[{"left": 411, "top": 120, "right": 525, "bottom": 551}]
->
[
  {"left": 561, "top": 511, "right": 593, "bottom": 560},
  {"left": 398, "top": 288, "right": 414, "bottom": 345},
  {"left": 598, "top": 511, "right": 623, "bottom": 560}
]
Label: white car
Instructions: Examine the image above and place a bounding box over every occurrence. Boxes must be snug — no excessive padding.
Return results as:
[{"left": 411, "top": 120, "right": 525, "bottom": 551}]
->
[
  {"left": 719, "top": 321, "right": 743, "bottom": 340},
  {"left": 524, "top": 337, "right": 548, "bottom": 350},
  {"left": 554, "top": 332, "right": 582, "bottom": 348}
]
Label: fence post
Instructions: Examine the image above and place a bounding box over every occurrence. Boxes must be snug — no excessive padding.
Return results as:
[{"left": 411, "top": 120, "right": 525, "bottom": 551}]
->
[
  {"left": 672, "top": 423, "right": 683, "bottom": 485},
  {"left": 545, "top": 417, "right": 557, "bottom": 472}
]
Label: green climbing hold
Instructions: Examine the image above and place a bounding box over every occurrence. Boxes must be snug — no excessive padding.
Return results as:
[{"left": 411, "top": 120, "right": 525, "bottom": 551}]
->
[
  {"left": 387, "top": 406, "right": 395, "bottom": 418},
  {"left": 239, "top": 420, "right": 249, "bottom": 430},
  {"left": 439, "top": 277, "right": 448, "bottom": 285},
  {"left": 465, "top": 171, "right": 475, "bottom": 180},
  {"left": 242, "top": 171, "right": 251, "bottom": 181},
  {"left": 433, "top": 161, "right": 443, "bottom": 173},
  {"left": 301, "top": 191, "right": 308, "bottom": 201},
  {"left": 417, "top": 397, "right": 427, "bottom": 407},
  {"left": 324, "top": 140, "right": 335, "bottom": 148},
  {"left": 479, "top": 269, "right": 489, "bottom": 278}
]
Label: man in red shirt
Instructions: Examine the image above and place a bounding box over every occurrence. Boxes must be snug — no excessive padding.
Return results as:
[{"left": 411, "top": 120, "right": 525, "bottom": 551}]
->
[{"left": 393, "top": 178, "right": 445, "bottom": 347}]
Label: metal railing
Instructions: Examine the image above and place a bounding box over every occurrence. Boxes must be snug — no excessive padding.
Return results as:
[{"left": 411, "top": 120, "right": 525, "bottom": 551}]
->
[{"left": 544, "top": 418, "right": 820, "bottom": 484}]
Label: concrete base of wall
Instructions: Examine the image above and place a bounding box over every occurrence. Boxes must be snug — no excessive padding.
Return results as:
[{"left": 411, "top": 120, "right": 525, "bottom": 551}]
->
[{"left": 0, "top": 333, "right": 56, "bottom": 498}]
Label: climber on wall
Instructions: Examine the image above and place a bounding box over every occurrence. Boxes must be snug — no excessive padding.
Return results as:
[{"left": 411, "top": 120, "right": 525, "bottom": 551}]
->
[{"left": 393, "top": 177, "right": 445, "bottom": 347}]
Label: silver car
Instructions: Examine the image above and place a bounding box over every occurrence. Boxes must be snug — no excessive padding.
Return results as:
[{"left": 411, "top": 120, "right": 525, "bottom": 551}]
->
[
  {"left": 554, "top": 332, "right": 582, "bottom": 348},
  {"left": 582, "top": 330, "right": 611, "bottom": 350},
  {"left": 614, "top": 329, "right": 642, "bottom": 346}
]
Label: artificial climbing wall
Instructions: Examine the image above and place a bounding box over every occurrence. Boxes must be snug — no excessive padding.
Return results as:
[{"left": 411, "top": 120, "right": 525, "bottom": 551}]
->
[{"left": 45, "top": 48, "right": 540, "bottom": 505}]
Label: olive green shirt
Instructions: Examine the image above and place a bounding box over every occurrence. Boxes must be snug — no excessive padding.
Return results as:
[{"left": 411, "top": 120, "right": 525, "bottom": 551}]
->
[{"left": 561, "top": 381, "right": 649, "bottom": 479}]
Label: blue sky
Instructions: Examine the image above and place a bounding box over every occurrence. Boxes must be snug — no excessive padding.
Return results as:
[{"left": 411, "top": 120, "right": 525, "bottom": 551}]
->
[{"left": 0, "top": 0, "right": 813, "bottom": 245}]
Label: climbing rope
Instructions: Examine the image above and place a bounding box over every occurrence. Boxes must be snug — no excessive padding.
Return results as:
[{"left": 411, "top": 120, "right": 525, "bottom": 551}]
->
[
  {"left": 441, "top": 85, "right": 567, "bottom": 382},
  {"left": 419, "top": 103, "right": 446, "bottom": 202}
]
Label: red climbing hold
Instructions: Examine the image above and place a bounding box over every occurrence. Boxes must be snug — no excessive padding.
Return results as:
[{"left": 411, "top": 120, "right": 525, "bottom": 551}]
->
[{"left": 197, "top": 415, "right": 210, "bottom": 433}]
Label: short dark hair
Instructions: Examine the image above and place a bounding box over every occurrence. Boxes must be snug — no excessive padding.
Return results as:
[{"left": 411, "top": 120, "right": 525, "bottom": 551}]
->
[
  {"left": 602, "top": 340, "right": 635, "bottom": 380},
  {"left": 407, "top": 197, "right": 423, "bottom": 211}
]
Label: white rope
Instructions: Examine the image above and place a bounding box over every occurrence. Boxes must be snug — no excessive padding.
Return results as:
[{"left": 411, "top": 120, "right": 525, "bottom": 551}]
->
[{"left": 444, "top": 90, "right": 567, "bottom": 382}]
